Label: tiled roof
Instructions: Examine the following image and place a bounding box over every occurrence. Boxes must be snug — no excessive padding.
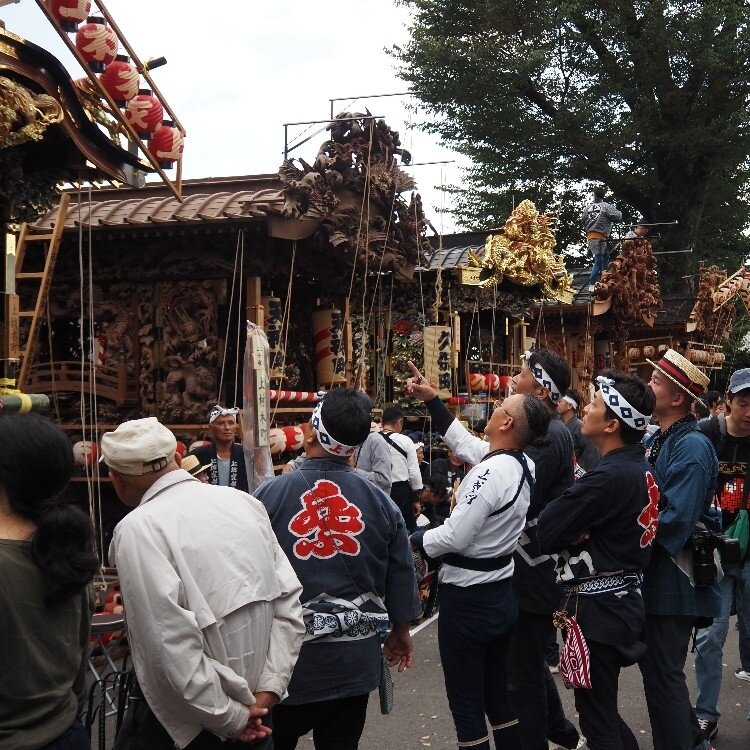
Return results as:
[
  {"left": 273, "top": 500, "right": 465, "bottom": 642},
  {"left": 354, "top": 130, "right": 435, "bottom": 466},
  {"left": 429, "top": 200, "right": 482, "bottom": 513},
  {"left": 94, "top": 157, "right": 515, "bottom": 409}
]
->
[
  {"left": 425, "top": 244, "right": 484, "bottom": 270},
  {"left": 32, "top": 188, "right": 287, "bottom": 231}
]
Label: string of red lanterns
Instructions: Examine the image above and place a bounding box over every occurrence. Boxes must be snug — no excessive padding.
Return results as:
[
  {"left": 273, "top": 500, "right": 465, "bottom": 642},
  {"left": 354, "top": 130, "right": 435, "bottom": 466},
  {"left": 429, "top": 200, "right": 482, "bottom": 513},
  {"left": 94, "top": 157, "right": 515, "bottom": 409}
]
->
[{"left": 47, "top": 1, "right": 184, "bottom": 170}]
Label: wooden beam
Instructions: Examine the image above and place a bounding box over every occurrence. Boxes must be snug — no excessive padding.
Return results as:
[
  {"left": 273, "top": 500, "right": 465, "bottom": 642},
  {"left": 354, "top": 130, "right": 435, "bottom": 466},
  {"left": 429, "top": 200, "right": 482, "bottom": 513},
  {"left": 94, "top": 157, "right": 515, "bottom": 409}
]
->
[{"left": 246, "top": 276, "right": 263, "bottom": 328}]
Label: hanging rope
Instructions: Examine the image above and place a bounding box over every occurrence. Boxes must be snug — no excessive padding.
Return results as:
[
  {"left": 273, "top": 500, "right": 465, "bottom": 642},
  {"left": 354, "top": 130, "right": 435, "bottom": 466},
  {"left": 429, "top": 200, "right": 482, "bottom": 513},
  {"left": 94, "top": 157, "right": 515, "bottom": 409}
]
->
[
  {"left": 218, "top": 229, "right": 244, "bottom": 400},
  {"left": 45, "top": 303, "right": 62, "bottom": 424},
  {"left": 490, "top": 284, "right": 498, "bottom": 365},
  {"left": 76, "top": 185, "right": 93, "bottom": 554},
  {"left": 233, "top": 231, "right": 245, "bottom": 404},
  {"left": 271, "top": 240, "right": 297, "bottom": 421},
  {"left": 345, "top": 123, "right": 375, "bottom": 313},
  {"left": 378, "top": 274, "right": 395, "bottom": 407},
  {"left": 74, "top": 185, "right": 105, "bottom": 576},
  {"left": 361, "top": 137, "right": 405, "bottom": 331},
  {"left": 448, "top": 287, "right": 456, "bottom": 394},
  {"left": 584, "top": 296, "right": 593, "bottom": 390},
  {"left": 86, "top": 185, "right": 105, "bottom": 567}
]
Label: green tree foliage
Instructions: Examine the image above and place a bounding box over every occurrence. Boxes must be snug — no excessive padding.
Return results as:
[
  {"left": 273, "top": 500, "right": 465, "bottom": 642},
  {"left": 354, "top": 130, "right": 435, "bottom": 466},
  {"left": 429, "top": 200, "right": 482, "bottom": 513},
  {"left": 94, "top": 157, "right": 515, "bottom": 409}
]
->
[{"left": 394, "top": 1, "right": 750, "bottom": 276}]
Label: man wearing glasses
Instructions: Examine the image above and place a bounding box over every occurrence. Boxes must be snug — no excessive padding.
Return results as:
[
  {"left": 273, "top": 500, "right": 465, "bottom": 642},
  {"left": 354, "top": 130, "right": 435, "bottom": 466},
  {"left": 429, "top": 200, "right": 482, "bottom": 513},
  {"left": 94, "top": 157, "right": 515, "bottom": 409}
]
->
[{"left": 407, "top": 350, "right": 581, "bottom": 750}]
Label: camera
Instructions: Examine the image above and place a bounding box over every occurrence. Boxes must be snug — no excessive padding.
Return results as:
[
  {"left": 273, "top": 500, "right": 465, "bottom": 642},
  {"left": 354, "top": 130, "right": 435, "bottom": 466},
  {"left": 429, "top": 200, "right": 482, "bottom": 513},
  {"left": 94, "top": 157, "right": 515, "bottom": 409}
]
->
[{"left": 691, "top": 529, "right": 742, "bottom": 587}]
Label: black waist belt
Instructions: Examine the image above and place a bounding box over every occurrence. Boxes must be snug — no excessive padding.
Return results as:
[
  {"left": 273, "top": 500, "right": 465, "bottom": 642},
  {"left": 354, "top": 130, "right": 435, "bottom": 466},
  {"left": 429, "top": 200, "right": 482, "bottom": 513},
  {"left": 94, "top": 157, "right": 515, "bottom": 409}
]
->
[{"left": 443, "top": 552, "right": 513, "bottom": 571}]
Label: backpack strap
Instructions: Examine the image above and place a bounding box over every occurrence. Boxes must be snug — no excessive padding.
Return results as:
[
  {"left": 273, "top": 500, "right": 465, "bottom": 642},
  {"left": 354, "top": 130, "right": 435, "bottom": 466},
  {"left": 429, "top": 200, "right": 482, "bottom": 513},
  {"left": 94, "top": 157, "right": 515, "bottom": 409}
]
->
[
  {"left": 379, "top": 430, "right": 409, "bottom": 459},
  {"left": 698, "top": 413, "right": 727, "bottom": 453},
  {"left": 484, "top": 449, "right": 535, "bottom": 517}
]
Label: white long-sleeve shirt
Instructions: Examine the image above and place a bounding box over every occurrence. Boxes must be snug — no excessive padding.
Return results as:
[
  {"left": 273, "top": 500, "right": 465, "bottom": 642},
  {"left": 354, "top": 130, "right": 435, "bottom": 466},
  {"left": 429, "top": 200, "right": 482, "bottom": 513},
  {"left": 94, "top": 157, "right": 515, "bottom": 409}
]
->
[
  {"left": 110, "top": 469, "right": 305, "bottom": 749},
  {"left": 423, "top": 422, "right": 534, "bottom": 586},
  {"left": 381, "top": 431, "right": 423, "bottom": 490}
]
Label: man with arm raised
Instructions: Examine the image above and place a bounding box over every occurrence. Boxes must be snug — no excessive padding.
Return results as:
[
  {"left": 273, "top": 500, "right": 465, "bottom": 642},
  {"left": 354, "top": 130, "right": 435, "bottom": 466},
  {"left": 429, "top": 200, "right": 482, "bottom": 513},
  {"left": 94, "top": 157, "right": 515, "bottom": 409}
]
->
[{"left": 407, "top": 351, "right": 580, "bottom": 750}]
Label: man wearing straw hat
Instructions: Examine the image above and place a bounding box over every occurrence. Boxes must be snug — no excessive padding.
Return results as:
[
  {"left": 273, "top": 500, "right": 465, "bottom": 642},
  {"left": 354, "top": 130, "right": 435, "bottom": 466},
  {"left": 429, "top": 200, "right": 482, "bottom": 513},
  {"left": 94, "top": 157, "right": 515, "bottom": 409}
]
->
[
  {"left": 639, "top": 349, "right": 720, "bottom": 750},
  {"left": 180, "top": 454, "right": 211, "bottom": 483}
]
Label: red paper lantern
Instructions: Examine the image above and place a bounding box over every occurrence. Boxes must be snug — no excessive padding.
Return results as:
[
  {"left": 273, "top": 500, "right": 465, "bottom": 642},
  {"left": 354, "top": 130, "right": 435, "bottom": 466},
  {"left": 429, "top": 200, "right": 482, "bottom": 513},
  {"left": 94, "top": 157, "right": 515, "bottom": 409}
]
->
[
  {"left": 469, "top": 372, "right": 486, "bottom": 392},
  {"left": 75, "top": 17, "right": 117, "bottom": 72},
  {"left": 50, "top": 0, "right": 91, "bottom": 33},
  {"left": 72, "top": 440, "right": 98, "bottom": 466},
  {"left": 125, "top": 88, "right": 163, "bottom": 139},
  {"left": 100, "top": 54, "right": 139, "bottom": 106},
  {"left": 148, "top": 120, "right": 184, "bottom": 168},
  {"left": 282, "top": 425, "right": 305, "bottom": 452},
  {"left": 484, "top": 373, "right": 500, "bottom": 392}
]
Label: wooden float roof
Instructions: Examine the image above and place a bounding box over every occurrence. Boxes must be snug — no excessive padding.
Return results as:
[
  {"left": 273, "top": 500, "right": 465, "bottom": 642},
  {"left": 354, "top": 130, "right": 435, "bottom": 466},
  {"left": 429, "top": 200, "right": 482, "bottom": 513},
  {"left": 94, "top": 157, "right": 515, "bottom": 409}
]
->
[{"left": 32, "top": 175, "right": 286, "bottom": 231}]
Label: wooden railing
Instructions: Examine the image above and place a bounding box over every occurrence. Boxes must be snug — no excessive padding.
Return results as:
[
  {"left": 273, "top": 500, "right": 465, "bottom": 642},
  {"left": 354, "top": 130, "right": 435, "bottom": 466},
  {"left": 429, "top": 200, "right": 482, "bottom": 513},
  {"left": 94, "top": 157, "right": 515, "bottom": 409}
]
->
[{"left": 24, "top": 361, "right": 134, "bottom": 405}]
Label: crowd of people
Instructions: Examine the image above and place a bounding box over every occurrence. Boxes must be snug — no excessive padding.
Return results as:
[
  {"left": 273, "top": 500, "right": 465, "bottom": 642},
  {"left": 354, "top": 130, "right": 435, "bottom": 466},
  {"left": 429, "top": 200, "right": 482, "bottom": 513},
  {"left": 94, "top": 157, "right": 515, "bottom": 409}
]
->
[{"left": 1, "top": 347, "right": 750, "bottom": 750}]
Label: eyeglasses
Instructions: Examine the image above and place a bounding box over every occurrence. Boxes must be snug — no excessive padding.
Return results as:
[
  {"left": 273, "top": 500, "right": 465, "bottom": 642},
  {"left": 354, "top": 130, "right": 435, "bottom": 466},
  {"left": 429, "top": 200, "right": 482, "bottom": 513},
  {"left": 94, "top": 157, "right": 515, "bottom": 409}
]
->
[{"left": 492, "top": 400, "right": 515, "bottom": 422}]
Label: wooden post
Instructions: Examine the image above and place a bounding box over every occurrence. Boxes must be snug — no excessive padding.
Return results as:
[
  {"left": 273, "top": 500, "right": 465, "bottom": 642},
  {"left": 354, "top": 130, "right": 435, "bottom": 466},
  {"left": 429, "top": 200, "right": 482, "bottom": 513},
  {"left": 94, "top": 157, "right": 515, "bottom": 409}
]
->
[{"left": 246, "top": 276, "right": 263, "bottom": 329}]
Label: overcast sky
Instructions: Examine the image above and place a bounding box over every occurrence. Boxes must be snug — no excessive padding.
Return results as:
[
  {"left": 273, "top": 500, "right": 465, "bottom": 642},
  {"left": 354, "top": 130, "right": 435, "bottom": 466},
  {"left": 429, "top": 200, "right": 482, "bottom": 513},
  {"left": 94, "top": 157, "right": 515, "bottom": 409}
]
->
[{"left": 3, "top": 0, "right": 468, "bottom": 233}]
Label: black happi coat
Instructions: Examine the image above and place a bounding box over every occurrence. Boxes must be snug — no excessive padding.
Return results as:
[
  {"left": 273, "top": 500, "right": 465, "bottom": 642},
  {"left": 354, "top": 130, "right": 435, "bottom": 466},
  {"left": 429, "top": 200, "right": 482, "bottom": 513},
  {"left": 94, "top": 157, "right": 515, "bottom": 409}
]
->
[
  {"left": 537, "top": 444, "right": 659, "bottom": 647},
  {"left": 189, "top": 442, "right": 249, "bottom": 493}
]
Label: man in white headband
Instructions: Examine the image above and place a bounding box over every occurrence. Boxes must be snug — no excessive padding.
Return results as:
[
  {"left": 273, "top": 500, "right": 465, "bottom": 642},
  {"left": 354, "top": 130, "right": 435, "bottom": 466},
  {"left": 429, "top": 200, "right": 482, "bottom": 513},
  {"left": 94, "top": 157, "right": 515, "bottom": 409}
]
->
[
  {"left": 187, "top": 405, "right": 248, "bottom": 492},
  {"left": 254, "top": 388, "right": 420, "bottom": 749},
  {"left": 557, "top": 389, "right": 601, "bottom": 474},
  {"left": 410, "top": 353, "right": 582, "bottom": 750},
  {"left": 538, "top": 370, "right": 657, "bottom": 750},
  {"left": 282, "top": 391, "right": 392, "bottom": 493}
]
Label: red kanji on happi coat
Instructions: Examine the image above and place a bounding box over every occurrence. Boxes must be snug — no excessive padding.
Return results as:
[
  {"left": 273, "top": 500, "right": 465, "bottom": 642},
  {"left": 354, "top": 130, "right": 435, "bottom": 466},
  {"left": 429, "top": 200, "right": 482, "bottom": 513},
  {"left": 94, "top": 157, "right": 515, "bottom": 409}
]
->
[
  {"left": 638, "top": 471, "right": 660, "bottom": 548},
  {"left": 289, "top": 479, "right": 365, "bottom": 560}
]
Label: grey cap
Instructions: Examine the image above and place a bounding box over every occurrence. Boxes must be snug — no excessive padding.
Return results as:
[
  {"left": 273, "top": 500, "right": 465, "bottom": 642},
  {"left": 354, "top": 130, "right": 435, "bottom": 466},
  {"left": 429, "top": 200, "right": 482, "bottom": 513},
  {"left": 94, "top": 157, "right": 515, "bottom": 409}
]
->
[{"left": 728, "top": 368, "right": 750, "bottom": 394}]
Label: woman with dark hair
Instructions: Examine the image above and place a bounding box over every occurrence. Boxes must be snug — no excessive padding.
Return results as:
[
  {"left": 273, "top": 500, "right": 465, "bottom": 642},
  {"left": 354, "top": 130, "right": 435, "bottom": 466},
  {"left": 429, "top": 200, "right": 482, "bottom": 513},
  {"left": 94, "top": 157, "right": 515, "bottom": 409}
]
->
[{"left": 0, "top": 413, "right": 99, "bottom": 750}]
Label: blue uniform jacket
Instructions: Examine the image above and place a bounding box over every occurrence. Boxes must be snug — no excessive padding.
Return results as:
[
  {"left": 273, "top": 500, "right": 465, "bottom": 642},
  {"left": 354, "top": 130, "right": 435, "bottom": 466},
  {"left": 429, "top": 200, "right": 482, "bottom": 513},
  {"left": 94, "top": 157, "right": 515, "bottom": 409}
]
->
[
  {"left": 642, "top": 420, "right": 720, "bottom": 618},
  {"left": 255, "top": 457, "right": 420, "bottom": 705}
]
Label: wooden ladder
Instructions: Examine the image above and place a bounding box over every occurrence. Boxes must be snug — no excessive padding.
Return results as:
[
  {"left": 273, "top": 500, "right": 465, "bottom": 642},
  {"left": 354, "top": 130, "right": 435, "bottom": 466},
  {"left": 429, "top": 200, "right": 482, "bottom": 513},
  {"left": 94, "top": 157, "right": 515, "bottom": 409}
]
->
[{"left": 15, "top": 193, "right": 70, "bottom": 391}]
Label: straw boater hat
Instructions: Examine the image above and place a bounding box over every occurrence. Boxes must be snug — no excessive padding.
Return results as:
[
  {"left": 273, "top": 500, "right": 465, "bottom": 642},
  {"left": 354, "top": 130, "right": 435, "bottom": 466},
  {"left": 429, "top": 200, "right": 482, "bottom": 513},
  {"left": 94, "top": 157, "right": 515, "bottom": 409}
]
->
[
  {"left": 180, "top": 454, "right": 211, "bottom": 477},
  {"left": 647, "top": 349, "right": 709, "bottom": 400}
]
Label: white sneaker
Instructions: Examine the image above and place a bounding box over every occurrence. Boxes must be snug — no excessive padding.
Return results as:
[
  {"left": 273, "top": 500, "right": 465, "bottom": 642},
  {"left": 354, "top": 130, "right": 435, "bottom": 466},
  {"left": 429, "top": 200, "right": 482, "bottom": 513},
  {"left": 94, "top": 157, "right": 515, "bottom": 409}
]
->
[
  {"left": 736, "top": 667, "right": 750, "bottom": 682},
  {"left": 588, "top": 285, "right": 595, "bottom": 293},
  {"left": 697, "top": 718, "right": 718, "bottom": 740}
]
